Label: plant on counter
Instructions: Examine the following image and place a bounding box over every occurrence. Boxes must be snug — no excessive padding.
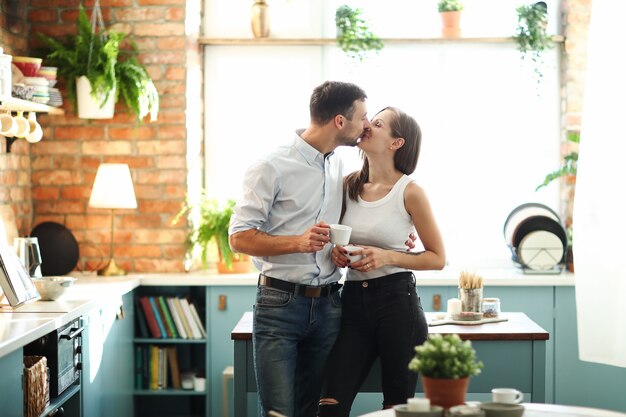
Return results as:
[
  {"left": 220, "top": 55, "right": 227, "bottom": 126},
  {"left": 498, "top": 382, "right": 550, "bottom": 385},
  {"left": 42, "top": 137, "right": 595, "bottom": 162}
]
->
[
  {"left": 514, "top": 1, "right": 552, "bottom": 83},
  {"left": 438, "top": 0, "right": 464, "bottom": 12},
  {"left": 409, "top": 334, "right": 483, "bottom": 379},
  {"left": 37, "top": 5, "right": 159, "bottom": 121},
  {"left": 335, "top": 4, "right": 383, "bottom": 62},
  {"left": 409, "top": 333, "right": 483, "bottom": 408},
  {"left": 173, "top": 192, "right": 240, "bottom": 271}
]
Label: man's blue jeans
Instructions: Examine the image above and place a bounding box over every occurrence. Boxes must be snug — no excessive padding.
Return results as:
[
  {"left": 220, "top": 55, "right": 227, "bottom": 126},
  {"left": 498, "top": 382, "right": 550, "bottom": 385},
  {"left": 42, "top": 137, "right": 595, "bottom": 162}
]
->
[{"left": 253, "top": 284, "right": 342, "bottom": 417}]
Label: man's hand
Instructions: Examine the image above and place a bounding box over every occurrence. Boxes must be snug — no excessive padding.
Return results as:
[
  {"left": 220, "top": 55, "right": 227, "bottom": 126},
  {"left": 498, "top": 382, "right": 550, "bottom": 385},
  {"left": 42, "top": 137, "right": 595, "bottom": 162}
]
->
[
  {"left": 405, "top": 232, "right": 417, "bottom": 251},
  {"left": 296, "top": 221, "right": 331, "bottom": 253}
]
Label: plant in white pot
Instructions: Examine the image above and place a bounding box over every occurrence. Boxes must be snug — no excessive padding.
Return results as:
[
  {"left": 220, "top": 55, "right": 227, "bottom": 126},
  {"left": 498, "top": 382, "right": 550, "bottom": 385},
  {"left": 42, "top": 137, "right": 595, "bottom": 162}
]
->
[{"left": 38, "top": 4, "right": 158, "bottom": 121}]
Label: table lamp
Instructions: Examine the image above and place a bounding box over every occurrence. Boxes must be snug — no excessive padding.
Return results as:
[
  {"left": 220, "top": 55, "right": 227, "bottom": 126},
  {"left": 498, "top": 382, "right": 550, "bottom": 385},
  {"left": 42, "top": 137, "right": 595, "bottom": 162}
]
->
[{"left": 88, "top": 163, "right": 137, "bottom": 276}]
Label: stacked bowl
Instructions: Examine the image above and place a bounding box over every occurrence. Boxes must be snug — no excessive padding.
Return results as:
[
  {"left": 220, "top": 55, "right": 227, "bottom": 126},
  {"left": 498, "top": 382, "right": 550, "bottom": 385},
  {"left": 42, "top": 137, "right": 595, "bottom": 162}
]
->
[
  {"left": 37, "top": 66, "right": 62, "bottom": 107},
  {"left": 12, "top": 56, "right": 42, "bottom": 77}
]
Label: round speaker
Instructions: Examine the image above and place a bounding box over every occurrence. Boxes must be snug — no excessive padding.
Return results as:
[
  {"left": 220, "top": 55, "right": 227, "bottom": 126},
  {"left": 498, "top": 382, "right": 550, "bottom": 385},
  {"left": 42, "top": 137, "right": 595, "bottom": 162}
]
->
[{"left": 30, "top": 222, "right": 79, "bottom": 276}]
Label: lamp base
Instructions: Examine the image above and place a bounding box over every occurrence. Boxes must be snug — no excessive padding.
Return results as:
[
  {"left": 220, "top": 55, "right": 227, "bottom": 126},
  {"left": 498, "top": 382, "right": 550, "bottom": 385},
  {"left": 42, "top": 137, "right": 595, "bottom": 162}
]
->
[{"left": 98, "top": 258, "right": 127, "bottom": 276}]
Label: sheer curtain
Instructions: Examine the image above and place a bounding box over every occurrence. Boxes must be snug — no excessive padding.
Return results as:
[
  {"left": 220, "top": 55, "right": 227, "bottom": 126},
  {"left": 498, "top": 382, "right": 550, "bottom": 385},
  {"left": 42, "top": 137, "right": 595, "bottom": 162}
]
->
[{"left": 573, "top": 1, "right": 626, "bottom": 367}]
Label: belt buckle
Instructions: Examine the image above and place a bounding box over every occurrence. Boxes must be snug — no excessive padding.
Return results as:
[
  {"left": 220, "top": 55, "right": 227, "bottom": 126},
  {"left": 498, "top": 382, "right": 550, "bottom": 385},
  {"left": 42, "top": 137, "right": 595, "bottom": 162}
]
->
[{"left": 303, "top": 286, "right": 322, "bottom": 298}]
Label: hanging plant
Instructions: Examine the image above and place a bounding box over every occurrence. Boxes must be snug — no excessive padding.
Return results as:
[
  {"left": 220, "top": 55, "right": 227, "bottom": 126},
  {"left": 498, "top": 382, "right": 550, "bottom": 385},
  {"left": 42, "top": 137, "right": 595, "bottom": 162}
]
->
[
  {"left": 38, "top": 4, "right": 159, "bottom": 121},
  {"left": 514, "top": 1, "right": 553, "bottom": 83},
  {"left": 335, "top": 5, "right": 383, "bottom": 62}
]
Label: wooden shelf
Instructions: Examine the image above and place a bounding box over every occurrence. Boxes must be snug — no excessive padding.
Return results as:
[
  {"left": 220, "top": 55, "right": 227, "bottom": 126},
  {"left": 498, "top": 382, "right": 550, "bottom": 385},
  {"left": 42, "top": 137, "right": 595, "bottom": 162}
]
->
[
  {"left": 199, "top": 35, "right": 565, "bottom": 46},
  {"left": 0, "top": 96, "right": 64, "bottom": 115}
]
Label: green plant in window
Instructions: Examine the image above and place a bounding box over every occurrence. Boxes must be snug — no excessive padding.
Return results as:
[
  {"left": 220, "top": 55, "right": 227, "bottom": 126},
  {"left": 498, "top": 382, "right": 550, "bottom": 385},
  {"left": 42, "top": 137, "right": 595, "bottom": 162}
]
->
[
  {"left": 535, "top": 132, "right": 579, "bottom": 191},
  {"left": 514, "top": 1, "right": 552, "bottom": 83},
  {"left": 438, "top": 0, "right": 464, "bottom": 12},
  {"left": 173, "top": 193, "right": 237, "bottom": 269},
  {"left": 335, "top": 4, "right": 383, "bottom": 62}
]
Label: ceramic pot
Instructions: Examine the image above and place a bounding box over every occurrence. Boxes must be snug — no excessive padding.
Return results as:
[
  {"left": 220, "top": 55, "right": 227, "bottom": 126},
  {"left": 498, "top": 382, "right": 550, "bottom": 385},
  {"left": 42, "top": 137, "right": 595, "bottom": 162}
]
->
[
  {"left": 422, "top": 375, "right": 469, "bottom": 409},
  {"left": 440, "top": 11, "right": 462, "bottom": 38},
  {"left": 251, "top": 0, "right": 270, "bottom": 38}
]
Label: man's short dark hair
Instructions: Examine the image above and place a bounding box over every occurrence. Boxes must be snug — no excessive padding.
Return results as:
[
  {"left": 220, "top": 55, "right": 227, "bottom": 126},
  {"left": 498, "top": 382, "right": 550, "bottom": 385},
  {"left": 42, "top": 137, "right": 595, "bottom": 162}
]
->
[{"left": 309, "top": 81, "right": 367, "bottom": 124}]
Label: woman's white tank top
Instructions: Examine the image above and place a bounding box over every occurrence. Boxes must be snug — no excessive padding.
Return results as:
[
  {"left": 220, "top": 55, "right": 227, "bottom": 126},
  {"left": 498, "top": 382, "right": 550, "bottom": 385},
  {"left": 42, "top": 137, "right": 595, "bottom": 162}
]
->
[{"left": 342, "top": 174, "right": 415, "bottom": 281}]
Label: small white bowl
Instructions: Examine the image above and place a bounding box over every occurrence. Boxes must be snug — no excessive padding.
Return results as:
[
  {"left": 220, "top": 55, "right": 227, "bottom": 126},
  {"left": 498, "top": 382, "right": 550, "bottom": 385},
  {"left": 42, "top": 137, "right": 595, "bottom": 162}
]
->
[{"left": 32, "top": 276, "right": 76, "bottom": 301}]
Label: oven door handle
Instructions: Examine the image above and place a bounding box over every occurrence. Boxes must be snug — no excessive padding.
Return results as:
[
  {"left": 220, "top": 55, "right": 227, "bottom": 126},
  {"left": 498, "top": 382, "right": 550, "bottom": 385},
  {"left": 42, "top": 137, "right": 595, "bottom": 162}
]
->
[{"left": 59, "top": 326, "right": 85, "bottom": 340}]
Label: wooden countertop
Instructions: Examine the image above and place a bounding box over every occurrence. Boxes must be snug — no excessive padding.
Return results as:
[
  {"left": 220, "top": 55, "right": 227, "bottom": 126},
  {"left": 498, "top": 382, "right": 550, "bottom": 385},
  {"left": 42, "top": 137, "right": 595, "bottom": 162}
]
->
[{"left": 231, "top": 311, "right": 549, "bottom": 341}]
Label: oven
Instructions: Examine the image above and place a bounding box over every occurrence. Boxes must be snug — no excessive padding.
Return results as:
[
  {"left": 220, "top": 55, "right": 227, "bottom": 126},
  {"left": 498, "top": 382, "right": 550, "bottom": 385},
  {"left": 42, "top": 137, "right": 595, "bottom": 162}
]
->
[{"left": 24, "top": 318, "right": 84, "bottom": 397}]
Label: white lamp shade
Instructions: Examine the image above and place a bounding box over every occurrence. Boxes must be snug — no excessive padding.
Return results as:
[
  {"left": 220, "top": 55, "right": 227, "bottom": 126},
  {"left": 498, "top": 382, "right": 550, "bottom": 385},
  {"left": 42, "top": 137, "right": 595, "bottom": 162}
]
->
[{"left": 88, "top": 163, "right": 138, "bottom": 209}]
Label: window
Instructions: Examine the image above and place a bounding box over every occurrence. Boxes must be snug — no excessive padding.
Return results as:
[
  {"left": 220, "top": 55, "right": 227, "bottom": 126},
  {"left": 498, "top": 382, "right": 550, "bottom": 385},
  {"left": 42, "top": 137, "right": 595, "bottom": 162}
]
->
[{"left": 203, "top": 0, "right": 562, "bottom": 268}]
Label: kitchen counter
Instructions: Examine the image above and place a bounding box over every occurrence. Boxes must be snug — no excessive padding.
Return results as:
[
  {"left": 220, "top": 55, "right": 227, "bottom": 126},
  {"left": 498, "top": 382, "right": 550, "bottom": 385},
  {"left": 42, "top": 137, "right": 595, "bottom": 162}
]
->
[{"left": 0, "top": 268, "right": 573, "bottom": 358}]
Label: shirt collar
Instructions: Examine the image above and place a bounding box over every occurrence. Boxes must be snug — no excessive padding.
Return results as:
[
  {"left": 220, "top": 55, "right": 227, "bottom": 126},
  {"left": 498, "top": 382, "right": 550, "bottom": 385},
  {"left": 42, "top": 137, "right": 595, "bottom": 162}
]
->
[{"left": 294, "top": 130, "right": 333, "bottom": 166}]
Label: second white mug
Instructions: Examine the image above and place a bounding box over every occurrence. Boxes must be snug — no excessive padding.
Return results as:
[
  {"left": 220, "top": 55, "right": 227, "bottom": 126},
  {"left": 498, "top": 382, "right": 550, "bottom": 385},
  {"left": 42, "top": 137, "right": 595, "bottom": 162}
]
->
[
  {"left": 329, "top": 224, "right": 352, "bottom": 246},
  {"left": 491, "top": 388, "right": 523, "bottom": 404}
]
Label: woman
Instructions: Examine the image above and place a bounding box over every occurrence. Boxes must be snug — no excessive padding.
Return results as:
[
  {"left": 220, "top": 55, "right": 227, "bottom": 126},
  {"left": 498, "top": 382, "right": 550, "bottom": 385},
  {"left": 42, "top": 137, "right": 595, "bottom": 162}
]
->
[{"left": 318, "top": 107, "right": 446, "bottom": 417}]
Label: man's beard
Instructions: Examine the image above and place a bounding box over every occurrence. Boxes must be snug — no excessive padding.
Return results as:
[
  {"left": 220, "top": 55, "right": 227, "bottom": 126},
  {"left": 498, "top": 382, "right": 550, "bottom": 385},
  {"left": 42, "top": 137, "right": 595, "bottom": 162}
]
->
[{"left": 338, "top": 133, "right": 361, "bottom": 147}]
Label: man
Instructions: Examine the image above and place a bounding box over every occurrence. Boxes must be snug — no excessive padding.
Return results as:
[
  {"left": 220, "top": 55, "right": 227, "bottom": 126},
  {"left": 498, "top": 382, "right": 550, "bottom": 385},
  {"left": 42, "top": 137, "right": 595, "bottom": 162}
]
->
[{"left": 228, "top": 81, "right": 370, "bottom": 417}]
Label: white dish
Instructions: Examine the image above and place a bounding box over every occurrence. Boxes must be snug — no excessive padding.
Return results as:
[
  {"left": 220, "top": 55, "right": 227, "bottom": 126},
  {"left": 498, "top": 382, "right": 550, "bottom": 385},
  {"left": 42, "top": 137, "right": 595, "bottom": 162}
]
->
[{"left": 32, "top": 276, "right": 76, "bottom": 301}]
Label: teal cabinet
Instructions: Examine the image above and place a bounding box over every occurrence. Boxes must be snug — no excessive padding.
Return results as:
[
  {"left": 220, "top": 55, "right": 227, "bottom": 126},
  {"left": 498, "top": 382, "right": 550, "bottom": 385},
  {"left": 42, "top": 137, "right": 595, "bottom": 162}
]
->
[
  {"left": 82, "top": 292, "right": 134, "bottom": 417},
  {"left": 207, "top": 286, "right": 256, "bottom": 417},
  {"left": 0, "top": 348, "right": 24, "bottom": 417},
  {"left": 554, "top": 287, "right": 626, "bottom": 412}
]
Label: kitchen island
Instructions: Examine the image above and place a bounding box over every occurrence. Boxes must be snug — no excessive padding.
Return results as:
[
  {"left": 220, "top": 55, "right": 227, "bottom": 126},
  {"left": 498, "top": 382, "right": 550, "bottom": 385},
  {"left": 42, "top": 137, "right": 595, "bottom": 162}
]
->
[{"left": 230, "top": 311, "right": 549, "bottom": 417}]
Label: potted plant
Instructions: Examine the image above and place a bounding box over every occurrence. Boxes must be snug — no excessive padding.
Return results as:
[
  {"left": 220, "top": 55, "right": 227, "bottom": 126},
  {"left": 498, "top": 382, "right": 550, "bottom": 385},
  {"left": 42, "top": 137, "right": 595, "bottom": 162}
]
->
[
  {"left": 438, "top": 0, "right": 464, "bottom": 38},
  {"left": 335, "top": 5, "right": 384, "bottom": 62},
  {"left": 37, "top": 5, "right": 159, "bottom": 121},
  {"left": 408, "top": 334, "right": 483, "bottom": 408},
  {"left": 514, "top": 1, "right": 552, "bottom": 83},
  {"left": 173, "top": 193, "right": 252, "bottom": 274},
  {"left": 536, "top": 131, "right": 579, "bottom": 272}
]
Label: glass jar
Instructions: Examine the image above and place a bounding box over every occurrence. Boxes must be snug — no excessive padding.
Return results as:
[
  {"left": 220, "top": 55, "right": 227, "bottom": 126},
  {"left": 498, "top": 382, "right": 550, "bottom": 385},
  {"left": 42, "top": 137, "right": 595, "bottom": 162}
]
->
[
  {"left": 481, "top": 297, "right": 501, "bottom": 318},
  {"left": 0, "top": 47, "right": 12, "bottom": 97}
]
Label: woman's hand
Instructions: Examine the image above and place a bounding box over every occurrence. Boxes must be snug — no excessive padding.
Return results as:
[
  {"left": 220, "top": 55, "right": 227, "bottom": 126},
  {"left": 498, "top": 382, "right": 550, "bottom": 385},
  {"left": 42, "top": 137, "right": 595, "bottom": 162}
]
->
[
  {"left": 350, "top": 246, "right": 390, "bottom": 272},
  {"left": 331, "top": 245, "right": 350, "bottom": 268}
]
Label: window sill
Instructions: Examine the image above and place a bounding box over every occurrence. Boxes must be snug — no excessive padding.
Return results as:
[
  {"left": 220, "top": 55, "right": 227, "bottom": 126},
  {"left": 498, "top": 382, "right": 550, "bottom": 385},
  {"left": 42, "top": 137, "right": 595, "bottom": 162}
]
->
[{"left": 199, "top": 35, "right": 565, "bottom": 46}]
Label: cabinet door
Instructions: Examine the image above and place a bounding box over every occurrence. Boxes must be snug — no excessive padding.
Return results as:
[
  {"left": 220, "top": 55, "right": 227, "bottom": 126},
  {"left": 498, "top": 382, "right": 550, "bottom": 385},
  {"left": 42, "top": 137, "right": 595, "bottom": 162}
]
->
[
  {"left": 484, "top": 286, "right": 554, "bottom": 403},
  {"left": 0, "top": 348, "right": 23, "bottom": 417},
  {"left": 82, "top": 292, "right": 134, "bottom": 417},
  {"left": 208, "top": 286, "right": 257, "bottom": 417}
]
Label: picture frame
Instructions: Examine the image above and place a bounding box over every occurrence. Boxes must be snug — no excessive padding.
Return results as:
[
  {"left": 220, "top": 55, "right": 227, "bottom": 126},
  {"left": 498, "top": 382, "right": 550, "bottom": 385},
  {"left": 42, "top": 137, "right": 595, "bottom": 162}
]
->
[{"left": 0, "top": 244, "right": 40, "bottom": 308}]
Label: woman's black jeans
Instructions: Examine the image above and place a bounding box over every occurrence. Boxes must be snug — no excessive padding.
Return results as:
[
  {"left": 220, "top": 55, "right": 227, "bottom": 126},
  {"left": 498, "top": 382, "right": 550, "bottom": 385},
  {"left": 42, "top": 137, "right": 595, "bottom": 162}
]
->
[{"left": 319, "top": 272, "right": 428, "bottom": 417}]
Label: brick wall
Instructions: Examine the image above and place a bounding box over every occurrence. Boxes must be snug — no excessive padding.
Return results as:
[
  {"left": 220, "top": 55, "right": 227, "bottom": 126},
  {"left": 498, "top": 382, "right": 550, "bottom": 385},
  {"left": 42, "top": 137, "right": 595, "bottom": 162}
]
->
[
  {"left": 9, "top": 0, "right": 202, "bottom": 273},
  {"left": 1, "top": 0, "right": 588, "bottom": 273},
  {"left": 1, "top": 0, "right": 33, "bottom": 234}
]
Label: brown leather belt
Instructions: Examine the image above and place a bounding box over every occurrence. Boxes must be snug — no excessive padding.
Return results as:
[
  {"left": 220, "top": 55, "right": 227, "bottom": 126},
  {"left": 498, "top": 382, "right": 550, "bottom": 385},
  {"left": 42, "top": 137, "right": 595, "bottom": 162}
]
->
[{"left": 258, "top": 274, "right": 341, "bottom": 298}]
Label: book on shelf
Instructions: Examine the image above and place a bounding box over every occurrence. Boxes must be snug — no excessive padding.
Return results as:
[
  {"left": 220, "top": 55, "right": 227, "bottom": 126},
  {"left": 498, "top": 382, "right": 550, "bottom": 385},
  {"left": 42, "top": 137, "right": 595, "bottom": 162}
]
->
[
  {"left": 173, "top": 297, "right": 194, "bottom": 339},
  {"left": 135, "top": 299, "right": 150, "bottom": 338},
  {"left": 139, "top": 296, "right": 162, "bottom": 338},
  {"left": 189, "top": 301, "right": 207, "bottom": 338},
  {"left": 167, "top": 346, "right": 181, "bottom": 389},
  {"left": 180, "top": 297, "right": 203, "bottom": 339},
  {"left": 149, "top": 345, "right": 160, "bottom": 390},
  {"left": 149, "top": 296, "right": 168, "bottom": 339},
  {"left": 157, "top": 296, "right": 179, "bottom": 338},
  {"left": 167, "top": 297, "right": 188, "bottom": 339},
  {"left": 153, "top": 296, "right": 173, "bottom": 338},
  {"left": 135, "top": 345, "right": 143, "bottom": 389}
]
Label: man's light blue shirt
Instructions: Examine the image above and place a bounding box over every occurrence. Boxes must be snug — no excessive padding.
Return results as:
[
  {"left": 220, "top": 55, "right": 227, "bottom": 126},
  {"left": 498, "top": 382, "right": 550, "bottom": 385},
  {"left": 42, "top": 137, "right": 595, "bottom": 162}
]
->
[{"left": 229, "top": 132, "right": 344, "bottom": 286}]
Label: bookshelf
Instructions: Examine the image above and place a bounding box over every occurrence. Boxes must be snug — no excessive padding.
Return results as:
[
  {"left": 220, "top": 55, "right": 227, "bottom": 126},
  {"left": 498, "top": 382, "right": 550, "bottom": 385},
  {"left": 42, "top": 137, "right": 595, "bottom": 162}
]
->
[{"left": 133, "top": 286, "right": 208, "bottom": 417}]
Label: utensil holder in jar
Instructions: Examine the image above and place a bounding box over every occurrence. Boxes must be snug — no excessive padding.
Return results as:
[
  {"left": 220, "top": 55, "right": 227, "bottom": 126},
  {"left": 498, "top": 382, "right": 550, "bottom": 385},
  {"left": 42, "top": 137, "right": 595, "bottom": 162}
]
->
[{"left": 459, "top": 288, "right": 483, "bottom": 312}]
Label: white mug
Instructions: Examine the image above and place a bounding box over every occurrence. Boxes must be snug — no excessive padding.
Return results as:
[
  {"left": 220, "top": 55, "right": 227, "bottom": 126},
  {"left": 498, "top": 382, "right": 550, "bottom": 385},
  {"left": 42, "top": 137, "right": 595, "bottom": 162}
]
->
[
  {"left": 342, "top": 244, "right": 363, "bottom": 264},
  {"left": 329, "top": 224, "right": 352, "bottom": 245},
  {"left": 0, "top": 111, "right": 17, "bottom": 136},
  {"left": 492, "top": 388, "right": 524, "bottom": 404},
  {"left": 12, "top": 111, "right": 30, "bottom": 138},
  {"left": 25, "top": 112, "right": 43, "bottom": 143}
]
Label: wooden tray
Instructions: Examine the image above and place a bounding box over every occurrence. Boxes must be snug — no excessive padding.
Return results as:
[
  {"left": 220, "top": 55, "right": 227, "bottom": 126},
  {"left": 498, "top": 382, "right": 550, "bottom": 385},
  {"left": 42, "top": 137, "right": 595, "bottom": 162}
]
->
[{"left": 428, "top": 316, "right": 509, "bottom": 326}]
